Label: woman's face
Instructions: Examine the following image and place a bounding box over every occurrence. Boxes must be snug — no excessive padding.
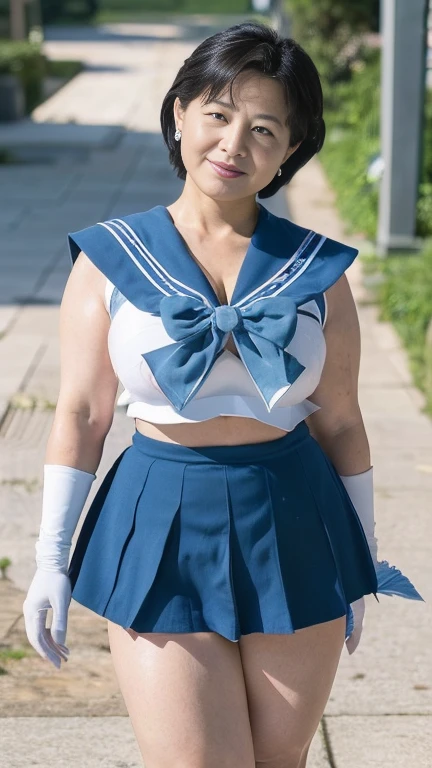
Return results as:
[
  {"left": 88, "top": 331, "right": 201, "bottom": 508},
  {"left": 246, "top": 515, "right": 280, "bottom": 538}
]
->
[{"left": 173, "top": 71, "right": 301, "bottom": 202}]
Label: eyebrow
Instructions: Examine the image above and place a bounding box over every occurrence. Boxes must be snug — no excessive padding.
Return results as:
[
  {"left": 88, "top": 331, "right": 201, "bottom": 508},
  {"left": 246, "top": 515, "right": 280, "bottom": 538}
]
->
[{"left": 207, "top": 99, "right": 284, "bottom": 128}]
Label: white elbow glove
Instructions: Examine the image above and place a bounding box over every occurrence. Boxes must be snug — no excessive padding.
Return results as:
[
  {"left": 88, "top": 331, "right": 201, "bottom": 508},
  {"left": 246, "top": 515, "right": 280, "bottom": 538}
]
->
[
  {"left": 340, "top": 466, "right": 378, "bottom": 563},
  {"left": 339, "top": 466, "right": 376, "bottom": 655},
  {"left": 23, "top": 464, "right": 96, "bottom": 669},
  {"left": 339, "top": 465, "right": 424, "bottom": 655}
]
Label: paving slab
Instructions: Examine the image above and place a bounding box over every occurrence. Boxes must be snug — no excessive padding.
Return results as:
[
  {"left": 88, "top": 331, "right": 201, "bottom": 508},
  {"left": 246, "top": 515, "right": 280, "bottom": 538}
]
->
[
  {"left": 286, "top": 162, "right": 432, "bottom": 734},
  {"left": 0, "top": 716, "right": 331, "bottom": 768},
  {"left": 0, "top": 307, "right": 18, "bottom": 336},
  {"left": 0, "top": 334, "right": 46, "bottom": 399},
  {"left": 325, "top": 715, "right": 432, "bottom": 767},
  {"left": 327, "top": 591, "right": 431, "bottom": 716},
  {"left": 0, "top": 121, "right": 124, "bottom": 150},
  {"left": 0, "top": 717, "right": 141, "bottom": 767}
]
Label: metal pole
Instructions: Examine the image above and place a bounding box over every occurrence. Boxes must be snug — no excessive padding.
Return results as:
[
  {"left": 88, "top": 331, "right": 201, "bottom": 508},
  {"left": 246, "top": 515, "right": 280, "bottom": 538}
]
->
[
  {"left": 269, "top": 0, "right": 290, "bottom": 36},
  {"left": 377, "top": 0, "right": 428, "bottom": 254},
  {"left": 9, "top": 0, "right": 27, "bottom": 40}
]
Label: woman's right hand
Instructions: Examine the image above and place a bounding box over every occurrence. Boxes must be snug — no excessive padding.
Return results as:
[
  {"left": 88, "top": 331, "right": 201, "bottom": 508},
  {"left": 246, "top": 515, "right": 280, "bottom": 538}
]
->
[{"left": 23, "top": 569, "right": 71, "bottom": 669}]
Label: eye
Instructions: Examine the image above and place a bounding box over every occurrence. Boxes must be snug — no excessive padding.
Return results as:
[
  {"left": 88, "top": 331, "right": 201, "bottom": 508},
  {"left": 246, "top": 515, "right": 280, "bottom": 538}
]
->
[{"left": 207, "top": 113, "right": 273, "bottom": 136}]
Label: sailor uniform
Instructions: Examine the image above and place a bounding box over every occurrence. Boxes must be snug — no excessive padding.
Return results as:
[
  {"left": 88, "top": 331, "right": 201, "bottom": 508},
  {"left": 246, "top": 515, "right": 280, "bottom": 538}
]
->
[{"left": 66, "top": 203, "right": 423, "bottom": 642}]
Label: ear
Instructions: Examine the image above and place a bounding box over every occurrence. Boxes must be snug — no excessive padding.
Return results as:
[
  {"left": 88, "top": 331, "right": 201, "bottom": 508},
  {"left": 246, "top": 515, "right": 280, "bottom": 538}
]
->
[
  {"left": 282, "top": 140, "right": 302, "bottom": 165},
  {"left": 173, "top": 96, "right": 185, "bottom": 130}
]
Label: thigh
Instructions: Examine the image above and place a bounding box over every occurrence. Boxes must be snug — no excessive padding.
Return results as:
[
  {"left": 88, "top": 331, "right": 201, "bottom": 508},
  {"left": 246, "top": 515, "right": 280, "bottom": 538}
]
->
[
  {"left": 239, "top": 615, "right": 346, "bottom": 768},
  {"left": 107, "top": 621, "right": 256, "bottom": 768}
]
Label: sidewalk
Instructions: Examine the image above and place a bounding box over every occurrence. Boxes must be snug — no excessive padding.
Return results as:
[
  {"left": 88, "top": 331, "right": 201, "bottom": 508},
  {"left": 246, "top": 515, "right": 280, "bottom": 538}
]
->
[{"left": 0, "top": 17, "right": 430, "bottom": 768}]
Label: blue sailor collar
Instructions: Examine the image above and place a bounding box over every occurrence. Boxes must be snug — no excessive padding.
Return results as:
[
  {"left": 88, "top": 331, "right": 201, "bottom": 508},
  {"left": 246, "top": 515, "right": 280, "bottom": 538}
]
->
[{"left": 68, "top": 203, "right": 359, "bottom": 413}]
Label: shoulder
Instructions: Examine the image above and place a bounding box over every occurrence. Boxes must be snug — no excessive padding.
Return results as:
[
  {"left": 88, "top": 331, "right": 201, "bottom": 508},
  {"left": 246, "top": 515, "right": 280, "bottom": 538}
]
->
[
  {"left": 65, "top": 207, "right": 164, "bottom": 316},
  {"left": 264, "top": 210, "right": 359, "bottom": 319},
  {"left": 324, "top": 272, "right": 359, "bottom": 335},
  {"left": 270, "top": 211, "right": 359, "bottom": 271},
  {"left": 65, "top": 248, "right": 110, "bottom": 315},
  {"left": 67, "top": 209, "right": 153, "bottom": 268}
]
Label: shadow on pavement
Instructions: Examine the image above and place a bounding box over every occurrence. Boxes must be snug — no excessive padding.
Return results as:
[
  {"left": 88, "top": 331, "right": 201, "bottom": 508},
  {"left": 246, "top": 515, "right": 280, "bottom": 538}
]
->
[{"left": 43, "top": 15, "right": 258, "bottom": 44}]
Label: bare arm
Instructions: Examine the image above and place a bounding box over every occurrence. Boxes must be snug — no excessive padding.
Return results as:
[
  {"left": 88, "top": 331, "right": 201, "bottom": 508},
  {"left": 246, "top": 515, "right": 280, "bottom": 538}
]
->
[
  {"left": 305, "top": 273, "right": 371, "bottom": 476},
  {"left": 44, "top": 251, "right": 119, "bottom": 474}
]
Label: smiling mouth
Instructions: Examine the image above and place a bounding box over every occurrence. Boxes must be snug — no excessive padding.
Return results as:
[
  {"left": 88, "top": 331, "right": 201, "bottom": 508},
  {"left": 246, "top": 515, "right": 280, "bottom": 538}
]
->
[{"left": 207, "top": 160, "right": 246, "bottom": 176}]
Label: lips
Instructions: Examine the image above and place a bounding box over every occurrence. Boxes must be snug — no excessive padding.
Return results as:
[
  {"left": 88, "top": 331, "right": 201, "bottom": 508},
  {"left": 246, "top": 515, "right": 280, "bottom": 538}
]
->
[
  {"left": 211, "top": 161, "right": 244, "bottom": 172},
  {"left": 207, "top": 159, "right": 245, "bottom": 177}
]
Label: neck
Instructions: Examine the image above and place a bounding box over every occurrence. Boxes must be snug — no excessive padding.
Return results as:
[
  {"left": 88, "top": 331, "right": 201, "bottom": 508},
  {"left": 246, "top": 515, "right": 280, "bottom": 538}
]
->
[{"left": 168, "top": 188, "right": 260, "bottom": 239}]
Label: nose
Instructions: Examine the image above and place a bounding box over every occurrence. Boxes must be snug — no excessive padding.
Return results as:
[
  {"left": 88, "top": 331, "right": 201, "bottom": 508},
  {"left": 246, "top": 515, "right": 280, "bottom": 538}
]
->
[{"left": 219, "top": 122, "right": 248, "bottom": 158}]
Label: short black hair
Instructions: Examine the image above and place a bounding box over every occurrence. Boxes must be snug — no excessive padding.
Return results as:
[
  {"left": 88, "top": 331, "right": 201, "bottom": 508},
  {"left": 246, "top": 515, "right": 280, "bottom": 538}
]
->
[{"left": 160, "top": 20, "right": 325, "bottom": 199}]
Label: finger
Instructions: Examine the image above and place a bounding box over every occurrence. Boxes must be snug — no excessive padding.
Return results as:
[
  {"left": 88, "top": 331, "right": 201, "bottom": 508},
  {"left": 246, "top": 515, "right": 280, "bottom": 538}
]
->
[
  {"left": 50, "top": 614, "right": 69, "bottom": 649},
  {"left": 24, "top": 609, "right": 52, "bottom": 660},
  {"left": 45, "top": 629, "right": 69, "bottom": 661},
  {"left": 34, "top": 613, "right": 61, "bottom": 668},
  {"left": 49, "top": 623, "right": 70, "bottom": 657},
  {"left": 50, "top": 585, "right": 71, "bottom": 650},
  {"left": 30, "top": 625, "right": 61, "bottom": 667},
  {"left": 23, "top": 605, "right": 62, "bottom": 667},
  {"left": 39, "top": 631, "right": 62, "bottom": 669}
]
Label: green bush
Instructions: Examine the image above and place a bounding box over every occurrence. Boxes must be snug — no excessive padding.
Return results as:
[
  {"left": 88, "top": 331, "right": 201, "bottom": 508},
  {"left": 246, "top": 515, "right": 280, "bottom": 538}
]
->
[
  {"left": 283, "top": 2, "right": 383, "bottom": 239},
  {"left": 416, "top": 90, "right": 432, "bottom": 236},
  {"left": 319, "top": 49, "right": 432, "bottom": 240},
  {"left": 284, "top": 0, "right": 380, "bottom": 83},
  {"left": 363, "top": 245, "right": 432, "bottom": 414},
  {"left": 41, "top": 0, "right": 99, "bottom": 23},
  {"left": 319, "top": 47, "right": 381, "bottom": 238},
  {"left": 0, "top": 41, "right": 84, "bottom": 118},
  {"left": 99, "top": 0, "right": 182, "bottom": 9},
  {"left": 47, "top": 0, "right": 252, "bottom": 20},
  {"left": 0, "top": 40, "right": 45, "bottom": 112},
  {"left": 285, "top": 0, "right": 432, "bottom": 240},
  {"left": 284, "top": 0, "right": 432, "bottom": 413},
  {"left": 174, "top": 0, "right": 250, "bottom": 10}
]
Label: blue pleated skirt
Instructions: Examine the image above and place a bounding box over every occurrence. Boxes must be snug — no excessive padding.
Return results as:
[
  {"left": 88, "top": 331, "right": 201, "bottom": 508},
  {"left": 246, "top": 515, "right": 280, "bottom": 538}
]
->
[{"left": 68, "top": 419, "right": 380, "bottom": 642}]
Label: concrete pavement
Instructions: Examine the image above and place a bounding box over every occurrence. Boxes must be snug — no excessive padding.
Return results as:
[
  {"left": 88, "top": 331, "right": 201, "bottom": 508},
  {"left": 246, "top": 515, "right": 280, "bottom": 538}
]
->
[{"left": 0, "top": 15, "right": 430, "bottom": 768}]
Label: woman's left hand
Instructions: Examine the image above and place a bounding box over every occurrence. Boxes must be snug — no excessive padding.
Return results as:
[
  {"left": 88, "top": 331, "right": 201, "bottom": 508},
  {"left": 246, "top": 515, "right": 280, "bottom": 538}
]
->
[{"left": 345, "top": 597, "right": 365, "bottom": 655}]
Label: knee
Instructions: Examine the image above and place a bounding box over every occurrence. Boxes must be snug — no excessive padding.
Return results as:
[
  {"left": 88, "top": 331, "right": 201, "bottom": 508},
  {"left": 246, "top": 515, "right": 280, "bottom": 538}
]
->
[
  {"left": 255, "top": 741, "right": 311, "bottom": 768},
  {"left": 255, "top": 750, "right": 302, "bottom": 768},
  {"left": 255, "top": 760, "right": 300, "bottom": 768}
]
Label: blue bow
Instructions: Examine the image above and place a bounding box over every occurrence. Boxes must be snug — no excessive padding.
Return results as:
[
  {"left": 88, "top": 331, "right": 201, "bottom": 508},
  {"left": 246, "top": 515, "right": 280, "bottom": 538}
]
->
[{"left": 141, "top": 294, "right": 306, "bottom": 412}]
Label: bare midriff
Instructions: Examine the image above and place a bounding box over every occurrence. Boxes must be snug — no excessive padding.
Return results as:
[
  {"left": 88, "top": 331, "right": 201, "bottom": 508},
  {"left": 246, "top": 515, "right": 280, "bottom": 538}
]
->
[{"left": 134, "top": 415, "right": 289, "bottom": 447}]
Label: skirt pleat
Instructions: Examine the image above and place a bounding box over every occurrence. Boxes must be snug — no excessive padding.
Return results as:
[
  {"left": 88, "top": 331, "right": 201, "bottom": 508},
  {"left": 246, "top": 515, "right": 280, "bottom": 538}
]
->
[
  {"left": 69, "top": 448, "right": 156, "bottom": 617},
  {"left": 68, "top": 420, "right": 380, "bottom": 642}
]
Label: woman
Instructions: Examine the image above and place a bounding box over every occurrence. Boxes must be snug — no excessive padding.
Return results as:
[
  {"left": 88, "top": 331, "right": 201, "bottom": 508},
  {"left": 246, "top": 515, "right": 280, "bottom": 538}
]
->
[{"left": 23, "top": 21, "right": 423, "bottom": 768}]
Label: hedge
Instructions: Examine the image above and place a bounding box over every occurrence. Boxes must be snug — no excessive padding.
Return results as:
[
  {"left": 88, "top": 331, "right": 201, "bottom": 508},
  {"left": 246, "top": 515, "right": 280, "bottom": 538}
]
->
[
  {"left": 0, "top": 40, "right": 84, "bottom": 115},
  {"left": 0, "top": 40, "right": 45, "bottom": 113},
  {"left": 284, "top": 0, "right": 432, "bottom": 413},
  {"left": 318, "top": 47, "right": 381, "bottom": 239}
]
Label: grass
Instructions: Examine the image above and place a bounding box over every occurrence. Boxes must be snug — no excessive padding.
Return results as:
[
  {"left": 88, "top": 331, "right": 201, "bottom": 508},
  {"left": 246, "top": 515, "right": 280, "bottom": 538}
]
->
[
  {"left": 0, "top": 648, "right": 29, "bottom": 674},
  {"left": 0, "top": 649, "right": 29, "bottom": 662},
  {"left": 360, "top": 247, "right": 432, "bottom": 417},
  {"left": 0, "top": 478, "right": 40, "bottom": 492}
]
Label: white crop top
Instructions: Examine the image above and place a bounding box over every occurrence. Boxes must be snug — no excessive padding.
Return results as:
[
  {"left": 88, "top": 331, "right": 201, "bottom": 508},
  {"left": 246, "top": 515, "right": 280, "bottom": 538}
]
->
[
  {"left": 104, "top": 277, "right": 327, "bottom": 431},
  {"left": 67, "top": 203, "right": 359, "bottom": 433}
]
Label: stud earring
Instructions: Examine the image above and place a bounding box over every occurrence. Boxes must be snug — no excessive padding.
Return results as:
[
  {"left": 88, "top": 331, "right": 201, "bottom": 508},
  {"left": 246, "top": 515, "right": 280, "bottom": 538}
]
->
[
  {"left": 277, "top": 167, "right": 282, "bottom": 176},
  {"left": 174, "top": 129, "right": 182, "bottom": 141}
]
